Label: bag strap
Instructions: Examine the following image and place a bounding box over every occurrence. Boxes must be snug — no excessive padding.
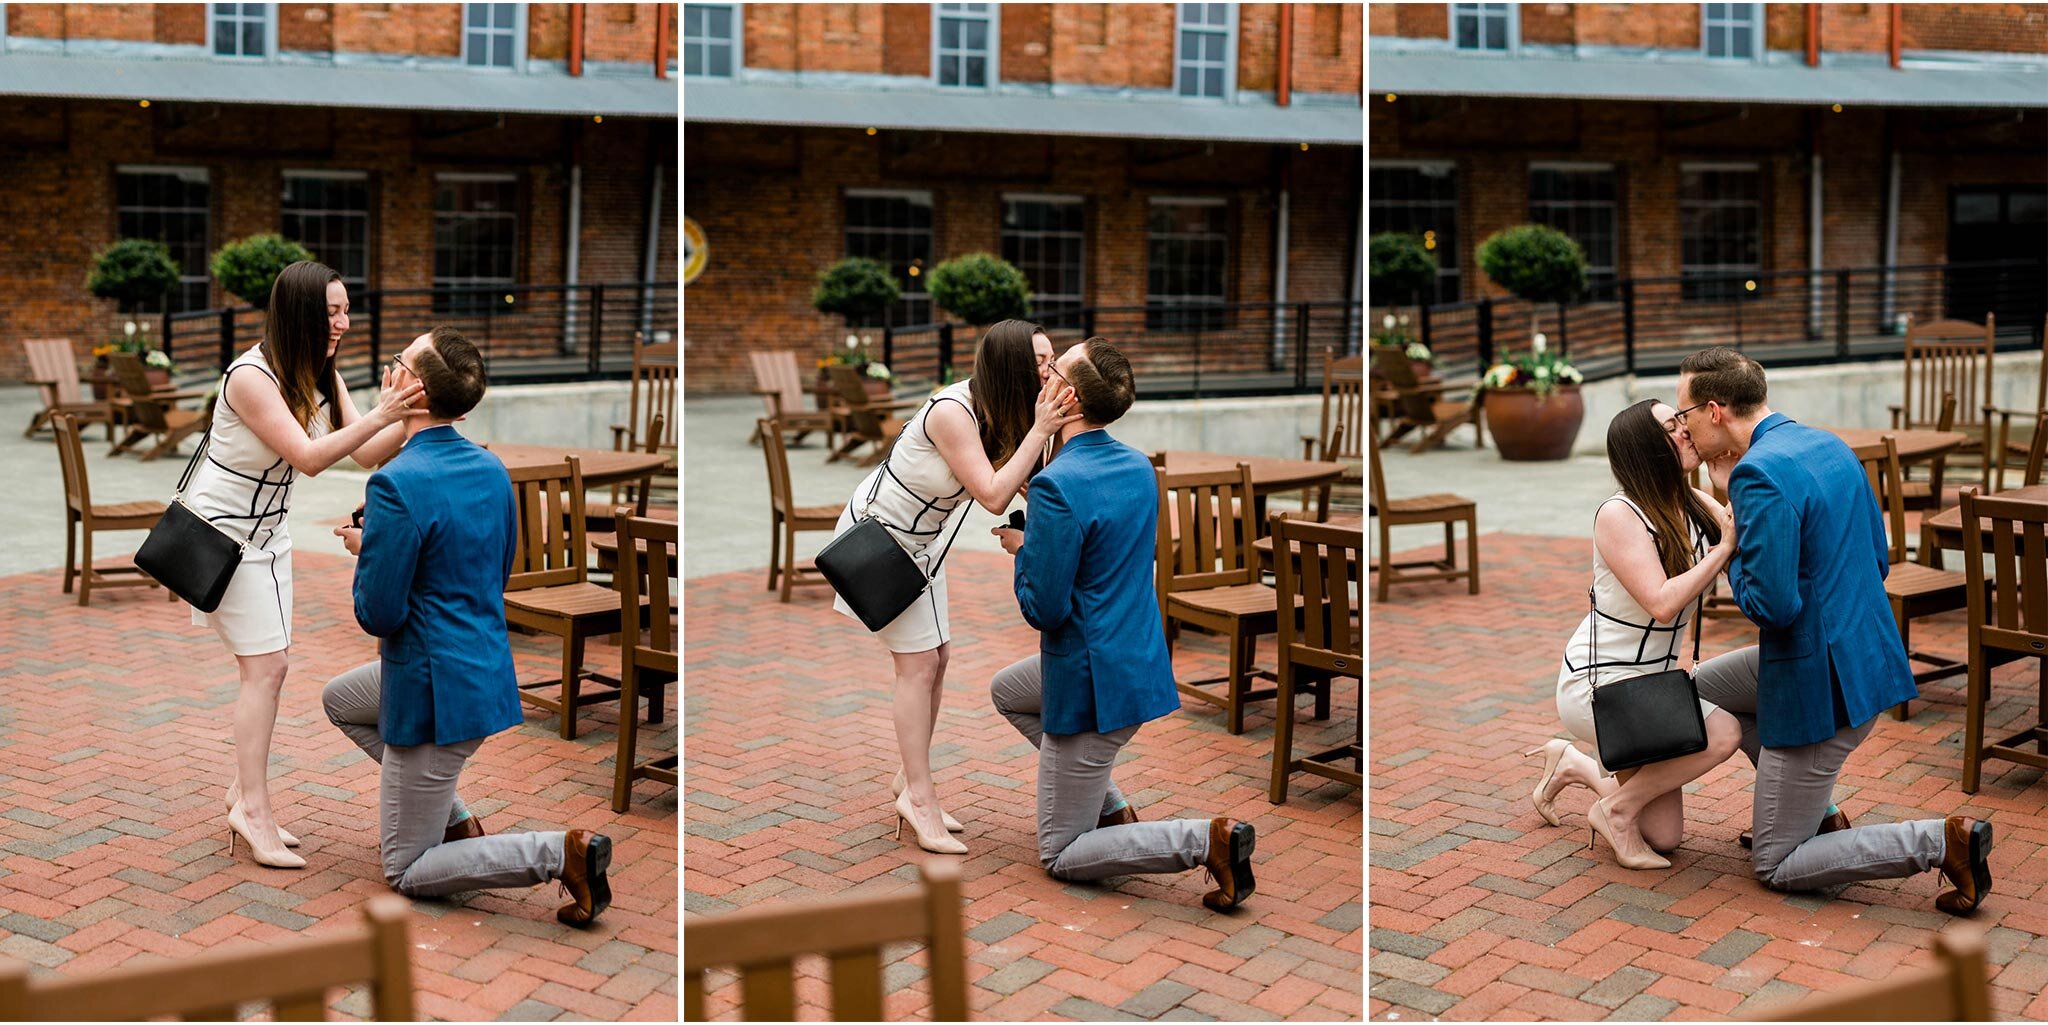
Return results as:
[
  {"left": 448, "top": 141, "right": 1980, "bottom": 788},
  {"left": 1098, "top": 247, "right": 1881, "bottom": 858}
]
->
[
  {"left": 922, "top": 496, "right": 973, "bottom": 581},
  {"left": 172, "top": 425, "right": 212, "bottom": 499},
  {"left": 1589, "top": 497, "right": 1707, "bottom": 688}
]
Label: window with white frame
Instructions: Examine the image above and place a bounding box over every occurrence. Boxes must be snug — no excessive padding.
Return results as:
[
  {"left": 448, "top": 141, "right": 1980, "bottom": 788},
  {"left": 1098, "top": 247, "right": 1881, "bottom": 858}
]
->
[
  {"left": 117, "top": 167, "right": 212, "bottom": 313},
  {"left": 1702, "top": 3, "right": 1761, "bottom": 60},
  {"left": 844, "top": 190, "right": 934, "bottom": 327},
  {"left": 434, "top": 174, "right": 519, "bottom": 314},
  {"left": 1175, "top": 4, "right": 1233, "bottom": 99},
  {"left": 209, "top": 3, "right": 273, "bottom": 59},
  {"left": 1368, "top": 163, "right": 1460, "bottom": 304},
  {"left": 1451, "top": 3, "right": 1515, "bottom": 53},
  {"left": 934, "top": 4, "right": 995, "bottom": 89},
  {"left": 1147, "top": 198, "right": 1228, "bottom": 330},
  {"left": 683, "top": 4, "right": 739, "bottom": 78},
  {"left": 1001, "top": 196, "right": 1085, "bottom": 326},
  {"left": 1680, "top": 165, "right": 1763, "bottom": 301},
  {"left": 283, "top": 172, "right": 371, "bottom": 296},
  {"left": 462, "top": 3, "right": 522, "bottom": 70},
  {"left": 1529, "top": 165, "right": 1619, "bottom": 301}
]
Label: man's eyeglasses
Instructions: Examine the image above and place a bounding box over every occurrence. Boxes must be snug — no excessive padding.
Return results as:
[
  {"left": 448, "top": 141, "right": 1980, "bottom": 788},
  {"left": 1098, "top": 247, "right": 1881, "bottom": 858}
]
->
[
  {"left": 390, "top": 354, "right": 414, "bottom": 376},
  {"left": 1672, "top": 400, "right": 1712, "bottom": 426}
]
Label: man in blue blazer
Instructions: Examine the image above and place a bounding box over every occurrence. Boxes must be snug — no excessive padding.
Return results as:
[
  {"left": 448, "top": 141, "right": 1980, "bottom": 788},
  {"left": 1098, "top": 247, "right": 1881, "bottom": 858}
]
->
[
  {"left": 1679, "top": 347, "right": 1990, "bottom": 914},
  {"left": 989, "top": 339, "right": 1256, "bottom": 911},
  {"left": 321, "top": 327, "right": 613, "bottom": 926}
]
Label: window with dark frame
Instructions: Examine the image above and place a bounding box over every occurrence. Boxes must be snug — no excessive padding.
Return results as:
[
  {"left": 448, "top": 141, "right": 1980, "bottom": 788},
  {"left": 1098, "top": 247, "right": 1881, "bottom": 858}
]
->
[
  {"left": 935, "top": 3, "right": 994, "bottom": 89},
  {"left": 1702, "top": 3, "right": 1760, "bottom": 60},
  {"left": 282, "top": 172, "right": 371, "bottom": 297},
  {"left": 433, "top": 175, "right": 519, "bottom": 315},
  {"left": 1680, "top": 166, "right": 1763, "bottom": 301},
  {"left": 463, "top": 3, "right": 519, "bottom": 69},
  {"left": 1146, "top": 198, "right": 1228, "bottom": 331},
  {"left": 1175, "top": 4, "right": 1232, "bottom": 99},
  {"left": 683, "top": 4, "right": 738, "bottom": 78},
  {"left": 1001, "top": 197, "right": 1086, "bottom": 328},
  {"left": 116, "top": 168, "right": 212, "bottom": 314},
  {"left": 1529, "top": 166, "right": 1619, "bottom": 302},
  {"left": 844, "top": 191, "right": 934, "bottom": 328},
  {"left": 210, "top": 3, "right": 271, "bottom": 59},
  {"left": 1368, "top": 164, "right": 1460, "bottom": 304},
  {"left": 1451, "top": 2, "right": 1513, "bottom": 52}
]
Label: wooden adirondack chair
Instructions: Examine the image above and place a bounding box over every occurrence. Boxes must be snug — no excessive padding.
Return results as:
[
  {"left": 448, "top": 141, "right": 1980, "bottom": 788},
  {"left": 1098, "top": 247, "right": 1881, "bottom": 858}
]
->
[
  {"left": 105, "top": 351, "right": 210, "bottom": 461},
  {"left": 22, "top": 339, "right": 114, "bottom": 440},
  {"left": 1377, "top": 354, "right": 1483, "bottom": 454},
  {"left": 748, "top": 350, "right": 835, "bottom": 448},
  {"left": 825, "top": 365, "right": 919, "bottom": 467}
]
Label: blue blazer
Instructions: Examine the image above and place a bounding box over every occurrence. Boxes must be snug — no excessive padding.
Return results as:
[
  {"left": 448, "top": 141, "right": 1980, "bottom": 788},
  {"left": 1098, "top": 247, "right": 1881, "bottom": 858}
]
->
[
  {"left": 1726, "top": 413, "right": 1917, "bottom": 748},
  {"left": 1014, "top": 430, "right": 1181, "bottom": 736},
  {"left": 353, "top": 425, "right": 525, "bottom": 747}
]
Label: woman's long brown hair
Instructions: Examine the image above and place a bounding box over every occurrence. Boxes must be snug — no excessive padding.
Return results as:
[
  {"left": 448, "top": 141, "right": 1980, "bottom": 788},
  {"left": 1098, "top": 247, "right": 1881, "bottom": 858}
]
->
[
  {"left": 968, "top": 319, "right": 1043, "bottom": 468},
  {"left": 1606, "top": 399, "right": 1721, "bottom": 580},
  {"left": 264, "top": 261, "right": 344, "bottom": 432}
]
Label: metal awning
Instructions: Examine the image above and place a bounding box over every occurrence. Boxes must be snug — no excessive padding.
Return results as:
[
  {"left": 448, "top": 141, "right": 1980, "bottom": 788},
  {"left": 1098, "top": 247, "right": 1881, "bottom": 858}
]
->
[
  {"left": 1369, "top": 51, "right": 2048, "bottom": 108},
  {"left": 683, "top": 79, "right": 1363, "bottom": 145},
  {"left": 0, "top": 52, "right": 678, "bottom": 117}
]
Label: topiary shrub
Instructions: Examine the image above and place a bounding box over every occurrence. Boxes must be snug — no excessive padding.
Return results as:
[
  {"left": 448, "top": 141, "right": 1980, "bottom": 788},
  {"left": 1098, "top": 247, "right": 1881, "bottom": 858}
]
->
[
  {"left": 1477, "top": 224, "right": 1587, "bottom": 305},
  {"left": 812, "top": 257, "right": 902, "bottom": 327},
  {"left": 85, "top": 239, "right": 183, "bottom": 313},
  {"left": 211, "top": 234, "right": 316, "bottom": 308},
  {"left": 926, "top": 252, "right": 1030, "bottom": 327},
  {"left": 1368, "top": 232, "right": 1439, "bottom": 306}
]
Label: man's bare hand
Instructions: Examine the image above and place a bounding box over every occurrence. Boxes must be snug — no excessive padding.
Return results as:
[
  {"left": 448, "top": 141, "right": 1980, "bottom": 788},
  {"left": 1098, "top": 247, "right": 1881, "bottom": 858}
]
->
[
  {"left": 1707, "top": 452, "right": 1740, "bottom": 497},
  {"left": 333, "top": 524, "right": 362, "bottom": 557},
  {"left": 991, "top": 525, "right": 1023, "bottom": 556}
]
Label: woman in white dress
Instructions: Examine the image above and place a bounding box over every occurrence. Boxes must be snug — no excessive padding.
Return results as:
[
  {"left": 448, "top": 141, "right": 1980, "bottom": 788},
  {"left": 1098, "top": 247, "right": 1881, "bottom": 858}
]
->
[
  {"left": 1529, "top": 399, "right": 1745, "bottom": 870},
  {"left": 831, "top": 319, "right": 1078, "bottom": 854},
  {"left": 188, "top": 261, "right": 428, "bottom": 868}
]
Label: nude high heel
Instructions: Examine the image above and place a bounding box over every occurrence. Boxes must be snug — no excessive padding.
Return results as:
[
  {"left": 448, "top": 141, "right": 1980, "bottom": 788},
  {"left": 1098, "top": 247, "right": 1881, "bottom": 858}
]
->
[
  {"left": 1588, "top": 797, "right": 1670, "bottom": 871},
  {"left": 227, "top": 804, "right": 306, "bottom": 869},
  {"left": 1523, "top": 739, "right": 1576, "bottom": 827},
  {"left": 893, "top": 792, "right": 967, "bottom": 855},
  {"left": 227, "top": 778, "right": 300, "bottom": 847},
  {"left": 892, "top": 768, "right": 963, "bottom": 832}
]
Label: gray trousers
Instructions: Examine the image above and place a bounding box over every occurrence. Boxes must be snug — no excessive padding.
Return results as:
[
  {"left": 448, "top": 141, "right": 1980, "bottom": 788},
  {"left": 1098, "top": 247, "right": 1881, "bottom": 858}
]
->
[
  {"left": 990, "top": 656, "right": 1210, "bottom": 881},
  {"left": 1693, "top": 646, "right": 1945, "bottom": 891},
  {"left": 323, "top": 662, "right": 566, "bottom": 898}
]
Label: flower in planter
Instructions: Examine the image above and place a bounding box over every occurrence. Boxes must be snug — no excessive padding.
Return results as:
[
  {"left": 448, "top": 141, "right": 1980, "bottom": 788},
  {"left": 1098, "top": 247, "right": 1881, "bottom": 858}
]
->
[
  {"left": 145, "top": 350, "right": 173, "bottom": 370},
  {"left": 1483, "top": 339, "right": 1583, "bottom": 400},
  {"left": 865, "top": 362, "right": 893, "bottom": 381}
]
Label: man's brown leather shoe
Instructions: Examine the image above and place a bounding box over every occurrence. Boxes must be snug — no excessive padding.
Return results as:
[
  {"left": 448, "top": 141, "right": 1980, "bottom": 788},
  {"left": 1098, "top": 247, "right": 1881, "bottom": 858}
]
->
[
  {"left": 1936, "top": 816, "right": 1992, "bottom": 915},
  {"left": 443, "top": 814, "right": 486, "bottom": 845},
  {"left": 557, "top": 830, "right": 613, "bottom": 927},
  {"left": 1740, "top": 806, "right": 1850, "bottom": 849},
  {"left": 1097, "top": 803, "right": 1139, "bottom": 830},
  {"left": 1199, "top": 819, "right": 1256, "bottom": 911}
]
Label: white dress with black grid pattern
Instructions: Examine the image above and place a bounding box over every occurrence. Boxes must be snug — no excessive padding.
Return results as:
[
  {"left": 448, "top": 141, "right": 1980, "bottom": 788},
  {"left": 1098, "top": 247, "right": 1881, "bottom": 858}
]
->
[
  {"left": 1555, "top": 493, "right": 1719, "bottom": 773},
  {"left": 830, "top": 379, "right": 978, "bottom": 654},
  {"left": 183, "top": 344, "right": 332, "bottom": 656}
]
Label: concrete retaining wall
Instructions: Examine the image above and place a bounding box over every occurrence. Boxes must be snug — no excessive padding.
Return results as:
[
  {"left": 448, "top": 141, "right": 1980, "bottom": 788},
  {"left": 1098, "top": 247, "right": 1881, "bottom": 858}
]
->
[
  {"left": 346, "top": 380, "right": 636, "bottom": 449},
  {"left": 1101, "top": 394, "right": 1329, "bottom": 458}
]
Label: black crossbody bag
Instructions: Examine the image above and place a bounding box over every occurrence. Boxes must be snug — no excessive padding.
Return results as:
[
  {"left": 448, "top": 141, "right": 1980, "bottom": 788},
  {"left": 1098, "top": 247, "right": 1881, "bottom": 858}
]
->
[
  {"left": 1588, "top": 586, "right": 1708, "bottom": 772},
  {"left": 815, "top": 398, "right": 971, "bottom": 632},
  {"left": 134, "top": 430, "right": 259, "bottom": 613}
]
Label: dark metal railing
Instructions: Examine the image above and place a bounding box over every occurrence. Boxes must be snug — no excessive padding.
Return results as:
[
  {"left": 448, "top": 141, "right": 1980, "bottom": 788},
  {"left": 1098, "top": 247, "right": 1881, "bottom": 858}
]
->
[
  {"left": 161, "top": 281, "right": 679, "bottom": 388},
  {"left": 875, "top": 300, "right": 1361, "bottom": 399},
  {"left": 1405, "top": 259, "right": 2046, "bottom": 381}
]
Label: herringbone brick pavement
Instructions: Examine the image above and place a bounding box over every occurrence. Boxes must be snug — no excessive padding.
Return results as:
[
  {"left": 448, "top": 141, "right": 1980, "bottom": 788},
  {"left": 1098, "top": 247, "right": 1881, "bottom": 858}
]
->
[
  {"left": 1370, "top": 533, "right": 2048, "bottom": 1022},
  {"left": 0, "top": 549, "right": 677, "bottom": 1021},
  {"left": 685, "top": 553, "right": 1365, "bottom": 1021}
]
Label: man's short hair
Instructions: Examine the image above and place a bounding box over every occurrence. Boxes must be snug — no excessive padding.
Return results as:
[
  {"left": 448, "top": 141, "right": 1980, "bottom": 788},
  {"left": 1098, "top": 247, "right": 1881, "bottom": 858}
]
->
[
  {"left": 1678, "top": 346, "right": 1767, "bottom": 415},
  {"left": 414, "top": 327, "right": 488, "bottom": 419},
  {"left": 1068, "top": 337, "right": 1136, "bottom": 426}
]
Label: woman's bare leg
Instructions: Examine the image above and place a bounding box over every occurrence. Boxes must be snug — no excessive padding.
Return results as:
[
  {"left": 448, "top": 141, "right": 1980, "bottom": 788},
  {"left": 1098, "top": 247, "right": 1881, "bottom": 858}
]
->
[
  {"left": 231, "top": 650, "right": 298, "bottom": 863},
  {"left": 891, "top": 645, "right": 954, "bottom": 840},
  {"left": 1605, "top": 710, "right": 1743, "bottom": 854}
]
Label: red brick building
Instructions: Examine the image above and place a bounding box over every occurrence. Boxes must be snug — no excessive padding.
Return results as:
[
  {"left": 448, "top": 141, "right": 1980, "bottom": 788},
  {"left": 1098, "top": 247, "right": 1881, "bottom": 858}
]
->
[
  {"left": 0, "top": 3, "right": 679, "bottom": 381},
  {"left": 683, "top": 3, "right": 1365, "bottom": 394},
  {"left": 1368, "top": 3, "right": 2046, "bottom": 322}
]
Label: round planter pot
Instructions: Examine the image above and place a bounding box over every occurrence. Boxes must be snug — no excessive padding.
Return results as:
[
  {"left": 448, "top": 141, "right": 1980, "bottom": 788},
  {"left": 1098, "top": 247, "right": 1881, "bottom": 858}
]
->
[{"left": 1483, "top": 385, "right": 1586, "bottom": 461}]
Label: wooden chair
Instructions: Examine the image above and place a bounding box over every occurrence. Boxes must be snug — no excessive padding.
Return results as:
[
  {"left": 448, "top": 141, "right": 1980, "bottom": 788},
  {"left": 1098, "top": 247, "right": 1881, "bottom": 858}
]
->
[
  {"left": 684, "top": 861, "right": 967, "bottom": 1022},
  {"left": 1267, "top": 514, "right": 1361, "bottom": 804},
  {"left": 1853, "top": 435, "right": 1976, "bottom": 721},
  {"left": 0, "top": 894, "right": 415, "bottom": 1020},
  {"left": 1377, "top": 354, "right": 1483, "bottom": 455},
  {"left": 1754, "top": 930, "right": 1988, "bottom": 1021},
  {"left": 588, "top": 413, "right": 666, "bottom": 580},
  {"left": 749, "top": 350, "right": 835, "bottom": 449},
  {"left": 23, "top": 339, "right": 115, "bottom": 441},
  {"left": 1156, "top": 463, "right": 1325, "bottom": 735},
  {"left": 610, "top": 339, "right": 678, "bottom": 512},
  {"left": 1957, "top": 486, "right": 2048, "bottom": 794},
  {"left": 504, "top": 457, "right": 649, "bottom": 741},
  {"left": 105, "top": 351, "right": 210, "bottom": 461},
  {"left": 613, "top": 510, "right": 678, "bottom": 812},
  {"left": 760, "top": 417, "right": 845, "bottom": 602},
  {"left": 51, "top": 413, "right": 167, "bottom": 607},
  {"left": 825, "top": 365, "right": 920, "bottom": 466},
  {"left": 1892, "top": 314, "right": 1995, "bottom": 498},
  {"left": 1982, "top": 324, "right": 2048, "bottom": 490},
  {"left": 1299, "top": 349, "right": 1365, "bottom": 519},
  {"left": 1368, "top": 437, "right": 1479, "bottom": 602}
]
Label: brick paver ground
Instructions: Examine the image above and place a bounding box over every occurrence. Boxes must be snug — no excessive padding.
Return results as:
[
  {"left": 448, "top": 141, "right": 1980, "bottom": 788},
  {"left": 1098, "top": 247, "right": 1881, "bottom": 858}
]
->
[
  {"left": 0, "top": 548, "right": 677, "bottom": 1021},
  {"left": 685, "top": 553, "right": 1365, "bottom": 1021},
  {"left": 1370, "top": 533, "right": 2048, "bottom": 1022}
]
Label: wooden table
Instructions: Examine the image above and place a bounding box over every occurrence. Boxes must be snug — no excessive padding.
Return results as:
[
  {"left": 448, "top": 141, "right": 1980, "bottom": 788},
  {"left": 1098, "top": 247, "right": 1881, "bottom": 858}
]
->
[
  {"left": 1822, "top": 427, "right": 1971, "bottom": 463},
  {"left": 1920, "top": 484, "right": 2048, "bottom": 570},
  {"left": 1252, "top": 514, "right": 1364, "bottom": 571},
  {"left": 1159, "top": 451, "right": 1349, "bottom": 534},
  {"left": 487, "top": 444, "right": 671, "bottom": 489}
]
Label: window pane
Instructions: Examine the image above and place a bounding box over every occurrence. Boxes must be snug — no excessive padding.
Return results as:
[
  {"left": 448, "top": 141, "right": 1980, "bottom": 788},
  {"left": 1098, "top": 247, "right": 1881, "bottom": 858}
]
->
[
  {"left": 215, "top": 26, "right": 236, "bottom": 55},
  {"left": 965, "top": 20, "right": 985, "bottom": 50},
  {"left": 684, "top": 6, "right": 703, "bottom": 35},
  {"left": 707, "top": 6, "right": 730, "bottom": 37},
  {"left": 243, "top": 21, "right": 264, "bottom": 56},
  {"left": 941, "top": 18, "right": 960, "bottom": 48},
  {"left": 685, "top": 45, "right": 704, "bottom": 75},
  {"left": 2009, "top": 192, "right": 2046, "bottom": 224},
  {"left": 940, "top": 55, "right": 959, "bottom": 85},
  {"left": 965, "top": 57, "right": 985, "bottom": 86},
  {"left": 1706, "top": 3, "right": 1726, "bottom": 19},
  {"left": 493, "top": 35, "right": 512, "bottom": 67},
  {"left": 468, "top": 3, "right": 488, "bottom": 28},
  {"left": 1179, "top": 70, "right": 1198, "bottom": 96},
  {"left": 467, "top": 38, "right": 488, "bottom": 65},
  {"left": 707, "top": 44, "right": 730, "bottom": 76},
  {"left": 1484, "top": 15, "right": 1505, "bottom": 50},
  {"left": 1456, "top": 16, "right": 1478, "bottom": 49},
  {"left": 1203, "top": 67, "right": 1222, "bottom": 96},
  {"left": 494, "top": 3, "right": 515, "bottom": 29},
  {"left": 1955, "top": 194, "right": 2001, "bottom": 224},
  {"left": 1205, "top": 32, "right": 1224, "bottom": 60}
]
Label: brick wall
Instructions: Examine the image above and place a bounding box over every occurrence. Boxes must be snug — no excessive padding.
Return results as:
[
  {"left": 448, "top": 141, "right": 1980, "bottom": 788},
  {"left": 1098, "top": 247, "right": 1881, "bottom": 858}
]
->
[
  {"left": 1292, "top": 4, "right": 1363, "bottom": 95},
  {"left": 1903, "top": 3, "right": 2048, "bottom": 53},
  {"left": 277, "top": 4, "right": 335, "bottom": 52},
  {"left": 1369, "top": 2, "right": 2048, "bottom": 56},
  {"left": 1001, "top": 4, "right": 1053, "bottom": 83},
  {"left": 156, "top": 3, "right": 205, "bottom": 46},
  {"left": 583, "top": 3, "right": 665, "bottom": 64},
  {"left": 330, "top": 3, "right": 462, "bottom": 56}
]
